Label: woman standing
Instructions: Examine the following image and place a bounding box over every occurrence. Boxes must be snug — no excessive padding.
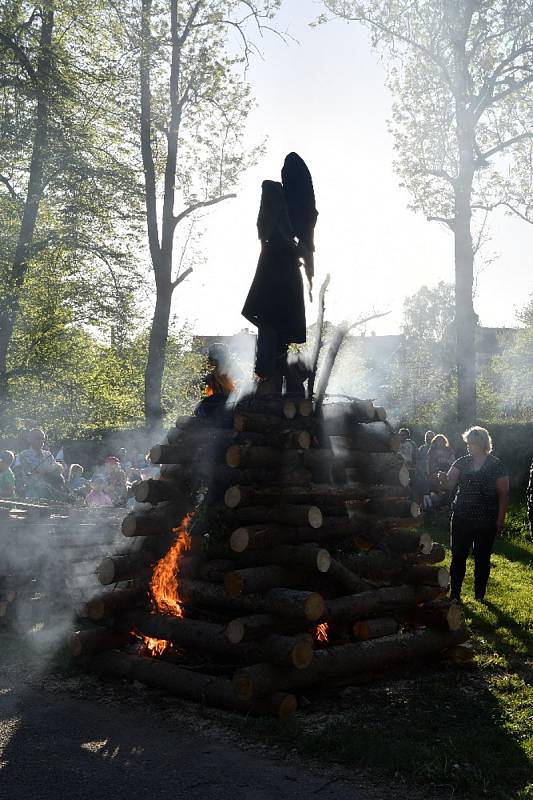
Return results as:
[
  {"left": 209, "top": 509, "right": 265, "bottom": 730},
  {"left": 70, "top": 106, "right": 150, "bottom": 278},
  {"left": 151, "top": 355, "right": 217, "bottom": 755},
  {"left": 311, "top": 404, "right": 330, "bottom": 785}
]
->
[{"left": 438, "top": 426, "right": 509, "bottom": 602}]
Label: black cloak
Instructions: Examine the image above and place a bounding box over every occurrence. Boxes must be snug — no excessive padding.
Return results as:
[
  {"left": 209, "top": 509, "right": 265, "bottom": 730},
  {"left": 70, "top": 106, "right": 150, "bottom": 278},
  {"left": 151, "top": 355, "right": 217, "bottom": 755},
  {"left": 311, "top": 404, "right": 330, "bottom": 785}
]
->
[{"left": 241, "top": 180, "right": 306, "bottom": 343}]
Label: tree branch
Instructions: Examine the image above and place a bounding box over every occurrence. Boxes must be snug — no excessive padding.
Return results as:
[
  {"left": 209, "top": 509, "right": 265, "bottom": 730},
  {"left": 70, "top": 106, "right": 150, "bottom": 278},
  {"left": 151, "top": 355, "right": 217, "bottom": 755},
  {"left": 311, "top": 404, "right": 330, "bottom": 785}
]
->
[
  {"left": 423, "top": 168, "right": 456, "bottom": 186},
  {"left": 0, "top": 175, "right": 18, "bottom": 200},
  {"left": 140, "top": 0, "right": 161, "bottom": 265},
  {"left": 323, "top": 1, "right": 453, "bottom": 88},
  {"left": 473, "top": 200, "right": 533, "bottom": 225},
  {"left": 477, "top": 132, "right": 533, "bottom": 164},
  {"left": 171, "top": 266, "right": 193, "bottom": 290},
  {"left": 427, "top": 216, "right": 455, "bottom": 230},
  {"left": 0, "top": 31, "right": 37, "bottom": 84},
  {"left": 172, "top": 193, "right": 236, "bottom": 228}
]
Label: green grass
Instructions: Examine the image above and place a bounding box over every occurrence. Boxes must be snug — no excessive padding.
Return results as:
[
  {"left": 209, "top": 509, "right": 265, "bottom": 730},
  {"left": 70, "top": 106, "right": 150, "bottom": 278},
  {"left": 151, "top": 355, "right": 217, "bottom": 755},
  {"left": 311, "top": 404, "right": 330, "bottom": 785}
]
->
[{"left": 230, "top": 495, "right": 533, "bottom": 800}]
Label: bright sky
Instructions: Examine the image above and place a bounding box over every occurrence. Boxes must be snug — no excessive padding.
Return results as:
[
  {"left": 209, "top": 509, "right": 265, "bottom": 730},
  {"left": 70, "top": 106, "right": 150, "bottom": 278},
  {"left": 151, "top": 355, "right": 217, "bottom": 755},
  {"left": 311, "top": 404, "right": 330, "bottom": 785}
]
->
[{"left": 175, "top": 3, "right": 532, "bottom": 337}]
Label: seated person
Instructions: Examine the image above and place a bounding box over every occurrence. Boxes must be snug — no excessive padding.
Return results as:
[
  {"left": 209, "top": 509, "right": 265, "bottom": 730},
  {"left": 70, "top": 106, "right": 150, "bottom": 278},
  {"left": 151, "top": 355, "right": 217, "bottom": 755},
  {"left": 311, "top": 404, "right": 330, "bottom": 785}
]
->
[
  {"left": 18, "top": 429, "right": 64, "bottom": 499},
  {"left": 103, "top": 456, "right": 128, "bottom": 506},
  {"left": 0, "top": 450, "right": 16, "bottom": 498},
  {"left": 68, "top": 464, "right": 88, "bottom": 497},
  {"left": 86, "top": 477, "right": 113, "bottom": 507}
]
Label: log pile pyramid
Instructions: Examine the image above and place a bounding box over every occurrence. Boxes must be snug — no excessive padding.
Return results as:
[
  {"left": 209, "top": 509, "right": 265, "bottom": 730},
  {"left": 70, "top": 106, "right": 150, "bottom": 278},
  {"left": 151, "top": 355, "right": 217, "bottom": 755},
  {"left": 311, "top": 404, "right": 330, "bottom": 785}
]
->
[{"left": 76, "top": 394, "right": 469, "bottom": 718}]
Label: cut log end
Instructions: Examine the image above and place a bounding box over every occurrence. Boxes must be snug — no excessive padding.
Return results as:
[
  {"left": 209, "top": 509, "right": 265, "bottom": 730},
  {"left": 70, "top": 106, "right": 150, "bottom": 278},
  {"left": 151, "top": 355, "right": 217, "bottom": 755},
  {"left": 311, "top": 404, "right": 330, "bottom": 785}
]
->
[
  {"left": 271, "top": 692, "right": 298, "bottom": 720},
  {"left": 87, "top": 597, "right": 105, "bottom": 622},
  {"left": 121, "top": 514, "right": 137, "bottom": 537},
  {"left": 283, "top": 400, "right": 297, "bottom": 419},
  {"left": 298, "top": 399, "right": 313, "bottom": 418},
  {"left": 226, "top": 445, "right": 242, "bottom": 468},
  {"left": 226, "top": 619, "right": 245, "bottom": 644},
  {"left": 308, "top": 506, "right": 323, "bottom": 529},
  {"left": 224, "top": 572, "right": 244, "bottom": 598},
  {"left": 149, "top": 445, "right": 163, "bottom": 464},
  {"left": 297, "top": 430, "right": 312, "bottom": 450},
  {"left": 420, "top": 533, "right": 433, "bottom": 555},
  {"left": 224, "top": 486, "right": 242, "bottom": 509},
  {"left": 233, "top": 671, "right": 253, "bottom": 702},
  {"left": 97, "top": 558, "right": 116, "bottom": 586},
  {"left": 437, "top": 567, "right": 451, "bottom": 588},
  {"left": 316, "top": 548, "right": 331, "bottom": 573},
  {"left": 304, "top": 592, "right": 326, "bottom": 622},
  {"left": 447, "top": 601, "right": 465, "bottom": 631},
  {"left": 292, "top": 638, "right": 314, "bottom": 670},
  {"left": 230, "top": 527, "right": 249, "bottom": 553},
  {"left": 410, "top": 502, "right": 422, "bottom": 518}
]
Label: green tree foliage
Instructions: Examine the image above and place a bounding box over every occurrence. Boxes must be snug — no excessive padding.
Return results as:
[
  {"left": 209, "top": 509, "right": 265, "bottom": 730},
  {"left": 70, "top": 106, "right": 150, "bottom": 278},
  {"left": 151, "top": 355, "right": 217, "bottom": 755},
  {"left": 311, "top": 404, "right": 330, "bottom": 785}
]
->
[
  {"left": 6, "top": 319, "right": 206, "bottom": 442},
  {"left": 321, "top": 0, "right": 533, "bottom": 426},
  {"left": 494, "top": 295, "right": 533, "bottom": 420},
  {"left": 395, "top": 281, "right": 458, "bottom": 422},
  {"left": 0, "top": 0, "right": 143, "bottom": 415}
]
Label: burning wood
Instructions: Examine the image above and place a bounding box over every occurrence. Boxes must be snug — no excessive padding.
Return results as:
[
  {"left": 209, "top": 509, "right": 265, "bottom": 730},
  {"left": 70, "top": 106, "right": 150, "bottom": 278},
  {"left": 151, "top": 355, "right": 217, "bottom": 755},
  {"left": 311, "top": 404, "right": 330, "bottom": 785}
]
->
[{"left": 71, "top": 387, "right": 470, "bottom": 716}]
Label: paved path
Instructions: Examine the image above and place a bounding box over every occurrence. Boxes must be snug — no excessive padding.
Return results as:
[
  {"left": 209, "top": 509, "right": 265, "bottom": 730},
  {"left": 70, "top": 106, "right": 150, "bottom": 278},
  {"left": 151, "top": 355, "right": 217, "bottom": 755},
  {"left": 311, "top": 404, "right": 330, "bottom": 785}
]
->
[{"left": 0, "top": 685, "right": 378, "bottom": 800}]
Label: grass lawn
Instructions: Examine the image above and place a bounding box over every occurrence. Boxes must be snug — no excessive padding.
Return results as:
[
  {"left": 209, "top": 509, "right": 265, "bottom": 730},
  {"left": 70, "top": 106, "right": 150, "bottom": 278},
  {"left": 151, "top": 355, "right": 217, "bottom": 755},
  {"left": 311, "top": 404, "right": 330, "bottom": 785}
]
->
[{"left": 233, "top": 492, "right": 533, "bottom": 800}]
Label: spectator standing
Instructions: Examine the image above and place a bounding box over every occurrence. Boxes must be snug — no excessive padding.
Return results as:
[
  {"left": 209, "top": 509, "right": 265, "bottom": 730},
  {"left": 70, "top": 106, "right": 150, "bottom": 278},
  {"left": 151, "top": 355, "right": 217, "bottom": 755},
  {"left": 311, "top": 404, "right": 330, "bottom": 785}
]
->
[
  {"left": 103, "top": 456, "right": 127, "bottom": 506},
  {"left": 439, "top": 426, "right": 509, "bottom": 602},
  {"left": 0, "top": 451, "right": 16, "bottom": 498},
  {"left": 118, "top": 448, "right": 133, "bottom": 473},
  {"left": 427, "top": 434, "right": 456, "bottom": 492},
  {"left": 398, "top": 428, "right": 417, "bottom": 477},
  {"left": 18, "top": 429, "right": 63, "bottom": 499},
  {"left": 86, "top": 478, "right": 113, "bottom": 507},
  {"left": 417, "top": 430, "right": 435, "bottom": 477},
  {"left": 526, "top": 461, "right": 533, "bottom": 539},
  {"left": 414, "top": 430, "right": 435, "bottom": 504}
]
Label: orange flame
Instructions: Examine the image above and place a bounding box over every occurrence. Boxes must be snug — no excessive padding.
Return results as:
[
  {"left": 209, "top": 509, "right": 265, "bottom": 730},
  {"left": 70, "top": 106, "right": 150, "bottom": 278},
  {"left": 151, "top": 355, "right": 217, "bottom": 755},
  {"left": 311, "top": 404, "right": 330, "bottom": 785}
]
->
[
  {"left": 315, "top": 622, "right": 329, "bottom": 643},
  {"left": 150, "top": 514, "right": 193, "bottom": 617},
  {"left": 142, "top": 635, "right": 167, "bottom": 656},
  {"left": 205, "top": 385, "right": 215, "bottom": 397},
  {"left": 131, "top": 630, "right": 168, "bottom": 657}
]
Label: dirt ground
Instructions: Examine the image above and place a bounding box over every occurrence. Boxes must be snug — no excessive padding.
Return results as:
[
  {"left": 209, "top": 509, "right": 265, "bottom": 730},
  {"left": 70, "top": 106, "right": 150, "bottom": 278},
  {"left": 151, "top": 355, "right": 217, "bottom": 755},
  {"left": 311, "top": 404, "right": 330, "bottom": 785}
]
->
[{"left": 0, "top": 633, "right": 454, "bottom": 800}]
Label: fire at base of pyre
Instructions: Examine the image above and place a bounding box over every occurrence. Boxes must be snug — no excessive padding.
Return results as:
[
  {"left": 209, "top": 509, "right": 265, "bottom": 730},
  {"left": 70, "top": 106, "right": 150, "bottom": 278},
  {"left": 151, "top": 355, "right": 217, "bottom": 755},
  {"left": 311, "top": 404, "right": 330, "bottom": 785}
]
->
[{"left": 132, "top": 514, "right": 193, "bottom": 658}]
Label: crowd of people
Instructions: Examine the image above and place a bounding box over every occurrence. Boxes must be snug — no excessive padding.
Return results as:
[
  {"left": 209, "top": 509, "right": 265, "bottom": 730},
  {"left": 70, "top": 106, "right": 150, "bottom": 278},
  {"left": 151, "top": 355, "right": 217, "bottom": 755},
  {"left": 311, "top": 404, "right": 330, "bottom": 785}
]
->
[
  {"left": 398, "top": 427, "right": 457, "bottom": 511},
  {"left": 398, "top": 425, "right": 510, "bottom": 603},
  {"left": 0, "top": 429, "right": 159, "bottom": 507},
  {"left": 0, "top": 422, "right": 516, "bottom": 604}
]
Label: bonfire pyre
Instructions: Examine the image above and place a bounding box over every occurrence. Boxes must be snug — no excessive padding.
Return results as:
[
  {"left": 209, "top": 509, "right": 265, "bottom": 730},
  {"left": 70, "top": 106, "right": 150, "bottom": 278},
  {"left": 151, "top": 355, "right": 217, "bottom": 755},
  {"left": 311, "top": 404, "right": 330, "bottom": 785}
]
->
[{"left": 68, "top": 394, "right": 469, "bottom": 718}]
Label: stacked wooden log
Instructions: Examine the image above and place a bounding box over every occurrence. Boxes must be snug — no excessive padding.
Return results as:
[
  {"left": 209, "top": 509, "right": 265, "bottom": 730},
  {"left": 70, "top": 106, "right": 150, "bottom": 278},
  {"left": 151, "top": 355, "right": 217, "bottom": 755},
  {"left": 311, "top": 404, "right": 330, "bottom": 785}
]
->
[
  {"left": 77, "top": 396, "right": 468, "bottom": 718},
  {"left": 0, "top": 502, "right": 132, "bottom": 627}
]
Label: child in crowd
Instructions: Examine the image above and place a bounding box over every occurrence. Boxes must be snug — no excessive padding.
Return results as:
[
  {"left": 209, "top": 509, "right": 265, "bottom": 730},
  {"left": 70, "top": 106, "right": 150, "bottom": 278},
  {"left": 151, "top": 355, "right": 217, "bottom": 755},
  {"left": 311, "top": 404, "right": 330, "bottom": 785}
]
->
[
  {"left": 0, "top": 450, "right": 16, "bottom": 498},
  {"left": 85, "top": 477, "right": 113, "bottom": 507},
  {"left": 68, "top": 464, "right": 88, "bottom": 497}
]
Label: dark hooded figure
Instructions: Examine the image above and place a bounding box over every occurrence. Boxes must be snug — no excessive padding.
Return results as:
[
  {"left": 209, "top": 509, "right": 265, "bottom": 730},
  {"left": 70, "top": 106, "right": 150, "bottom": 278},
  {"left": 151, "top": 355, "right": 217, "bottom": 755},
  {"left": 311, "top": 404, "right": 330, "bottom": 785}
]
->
[{"left": 242, "top": 153, "right": 318, "bottom": 384}]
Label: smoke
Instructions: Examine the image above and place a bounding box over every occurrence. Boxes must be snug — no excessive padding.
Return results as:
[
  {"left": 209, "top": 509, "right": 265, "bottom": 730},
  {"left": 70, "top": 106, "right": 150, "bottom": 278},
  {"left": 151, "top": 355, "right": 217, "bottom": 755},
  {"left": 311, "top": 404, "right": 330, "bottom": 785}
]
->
[{"left": 1, "top": 504, "right": 128, "bottom": 664}]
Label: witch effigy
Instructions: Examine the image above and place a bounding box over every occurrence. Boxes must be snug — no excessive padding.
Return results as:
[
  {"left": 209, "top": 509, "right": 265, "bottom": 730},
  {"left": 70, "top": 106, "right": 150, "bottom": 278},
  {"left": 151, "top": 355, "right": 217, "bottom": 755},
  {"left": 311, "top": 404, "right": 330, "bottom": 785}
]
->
[{"left": 242, "top": 152, "right": 318, "bottom": 395}]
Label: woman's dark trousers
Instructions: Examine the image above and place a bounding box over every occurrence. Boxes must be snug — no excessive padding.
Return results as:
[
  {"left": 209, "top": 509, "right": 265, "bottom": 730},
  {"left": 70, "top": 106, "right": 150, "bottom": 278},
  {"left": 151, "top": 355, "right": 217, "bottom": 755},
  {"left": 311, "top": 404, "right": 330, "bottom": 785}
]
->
[{"left": 450, "top": 517, "right": 497, "bottom": 600}]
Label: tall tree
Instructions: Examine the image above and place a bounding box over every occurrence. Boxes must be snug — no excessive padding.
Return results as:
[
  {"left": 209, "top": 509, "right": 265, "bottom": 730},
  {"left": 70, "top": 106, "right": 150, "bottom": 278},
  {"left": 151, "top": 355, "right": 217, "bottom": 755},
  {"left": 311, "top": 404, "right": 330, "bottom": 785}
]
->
[
  {"left": 400, "top": 282, "right": 456, "bottom": 420},
  {"left": 321, "top": 1, "right": 533, "bottom": 426},
  {"left": 135, "top": 0, "right": 281, "bottom": 425},
  {"left": 0, "top": 1, "right": 143, "bottom": 412},
  {"left": 0, "top": 1, "right": 55, "bottom": 395}
]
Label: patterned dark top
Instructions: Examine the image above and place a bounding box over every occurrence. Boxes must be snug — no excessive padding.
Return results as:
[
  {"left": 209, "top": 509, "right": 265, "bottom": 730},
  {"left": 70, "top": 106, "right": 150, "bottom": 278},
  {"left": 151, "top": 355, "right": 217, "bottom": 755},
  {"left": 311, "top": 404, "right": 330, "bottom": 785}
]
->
[{"left": 451, "top": 455, "right": 508, "bottom": 522}]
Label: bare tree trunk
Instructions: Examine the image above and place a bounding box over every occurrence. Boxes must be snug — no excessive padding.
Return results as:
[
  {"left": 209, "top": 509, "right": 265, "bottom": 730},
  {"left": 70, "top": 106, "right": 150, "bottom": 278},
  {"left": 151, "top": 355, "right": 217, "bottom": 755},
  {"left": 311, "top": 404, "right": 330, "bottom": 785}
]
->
[
  {"left": 454, "top": 171, "right": 476, "bottom": 427},
  {"left": 453, "top": 7, "right": 476, "bottom": 428},
  {"left": 0, "top": 4, "right": 54, "bottom": 402},
  {"left": 140, "top": 0, "right": 198, "bottom": 426},
  {"left": 144, "top": 286, "right": 172, "bottom": 423}
]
